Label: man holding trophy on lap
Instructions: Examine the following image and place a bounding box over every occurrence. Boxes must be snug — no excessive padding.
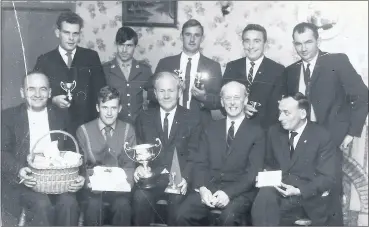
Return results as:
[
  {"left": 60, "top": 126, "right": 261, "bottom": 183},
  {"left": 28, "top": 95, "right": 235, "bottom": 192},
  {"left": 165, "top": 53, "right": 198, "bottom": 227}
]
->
[{"left": 133, "top": 71, "right": 202, "bottom": 226}]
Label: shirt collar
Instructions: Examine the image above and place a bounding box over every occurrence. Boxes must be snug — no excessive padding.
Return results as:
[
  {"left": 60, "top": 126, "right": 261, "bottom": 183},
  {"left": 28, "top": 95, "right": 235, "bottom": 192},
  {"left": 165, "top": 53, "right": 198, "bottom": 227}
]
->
[
  {"left": 181, "top": 51, "right": 200, "bottom": 62},
  {"left": 246, "top": 55, "right": 264, "bottom": 68},
  {"left": 116, "top": 57, "right": 133, "bottom": 68},
  {"left": 98, "top": 118, "right": 117, "bottom": 132},
  {"left": 27, "top": 107, "right": 48, "bottom": 115},
  {"left": 226, "top": 115, "right": 246, "bottom": 132},
  {"left": 291, "top": 120, "right": 308, "bottom": 135},
  {"left": 160, "top": 105, "right": 177, "bottom": 118},
  {"left": 58, "top": 45, "right": 76, "bottom": 57},
  {"left": 302, "top": 52, "right": 319, "bottom": 70}
]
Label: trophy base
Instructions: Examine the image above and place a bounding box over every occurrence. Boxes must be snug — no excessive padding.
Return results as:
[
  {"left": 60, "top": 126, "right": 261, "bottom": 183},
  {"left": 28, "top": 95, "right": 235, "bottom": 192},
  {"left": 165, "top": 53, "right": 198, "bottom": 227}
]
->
[
  {"left": 164, "top": 186, "right": 181, "bottom": 194},
  {"left": 137, "top": 177, "right": 157, "bottom": 189}
]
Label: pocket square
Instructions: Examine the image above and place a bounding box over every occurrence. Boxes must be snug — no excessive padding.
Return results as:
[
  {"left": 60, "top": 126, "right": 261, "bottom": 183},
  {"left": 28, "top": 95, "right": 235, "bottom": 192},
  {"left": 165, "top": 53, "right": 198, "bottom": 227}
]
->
[{"left": 161, "top": 168, "right": 169, "bottom": 174}]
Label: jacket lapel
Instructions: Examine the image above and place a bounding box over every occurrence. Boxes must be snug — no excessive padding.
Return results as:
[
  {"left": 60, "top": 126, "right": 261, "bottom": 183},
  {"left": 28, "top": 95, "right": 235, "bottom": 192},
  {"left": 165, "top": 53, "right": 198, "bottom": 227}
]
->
[
  {"left": 252, "top": 58, "right": 264, "bottom": 83},
  {"left": 154, "top": 108, "right": 166, "bottom": 144},
  {"left": 289, "top": 61, "right": 302, "bottom": 94},
  {"left": 128, "top": 59, "right": 142, "bottom": 81},
  {"left": 309, "top": 50, "right": 326, "bottom": 87},
  {"left": 288, "top": 123, "right": 310, "bottom": 170},
  {"left": 278, "top": 127, "right": 291, "bottom": 168},
  {"left": 18, "top": 104, "right": 31, "bottom": 156},
  {"left": 108, "top": 58, "right": 126, "bottom": 81},
  {"left": 167, "top": 107, "right": 181, "bottom": 145}
]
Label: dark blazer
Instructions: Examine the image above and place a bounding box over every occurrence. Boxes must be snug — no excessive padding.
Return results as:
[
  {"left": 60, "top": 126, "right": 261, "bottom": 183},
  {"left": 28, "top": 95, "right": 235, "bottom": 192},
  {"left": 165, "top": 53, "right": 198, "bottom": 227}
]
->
[
  {"left": 134, "top": 105, "right": 202, "bottom": 183},
  {"left": 222, "top": 57, "right": 285, "bottom": 131},
  {"left": 34, "top": 46, "right": 106, "bottom": 133},
  {"left": 193, "top": 117, "right": 265, "bottom": 200},
  {"left": 103, "top": 58, "right": 152, "bottom": 124},
  {"left": 265, "top": 122, "right": 336, "bottom": 221},
  {"left": 147, "top": 53, "right": 223, "bottom": 126},
  {"left": 282, "top": 51, "right": 368, "bottom": 146}
]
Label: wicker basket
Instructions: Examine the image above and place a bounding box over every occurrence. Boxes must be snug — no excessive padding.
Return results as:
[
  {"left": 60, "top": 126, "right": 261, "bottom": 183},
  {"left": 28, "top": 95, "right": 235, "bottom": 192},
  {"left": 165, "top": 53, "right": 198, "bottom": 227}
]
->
[{"left": 27, "top": 130, "right": 82, "bottom": 194}]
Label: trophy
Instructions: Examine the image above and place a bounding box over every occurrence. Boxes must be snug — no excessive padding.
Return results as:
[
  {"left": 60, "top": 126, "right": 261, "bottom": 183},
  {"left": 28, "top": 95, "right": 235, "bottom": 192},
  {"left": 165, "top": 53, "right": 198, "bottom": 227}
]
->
[
  {"left": 124, "top": 138, "right": 162, "bottom": 189},
  {"left": 248, "top": 100, "right": 261, "bottom": 110},
  {"left": 194, "top": 72, "right": 208, "bottom": 89},
  {"left": 60, "top": 80, "right": 76, "bottom": 101},
  {"left": 164, "top": 147, "right": 182, "bottom": 194}
]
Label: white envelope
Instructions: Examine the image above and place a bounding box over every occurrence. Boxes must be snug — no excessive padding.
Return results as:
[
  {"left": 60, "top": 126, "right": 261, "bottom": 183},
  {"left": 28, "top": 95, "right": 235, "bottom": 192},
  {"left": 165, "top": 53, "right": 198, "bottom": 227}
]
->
[
  {"left": 89, "top": 166, "right": 131, "bottom": 192},
  {"left": 256, "top": 170, "right": 282, "bottom": 188}
]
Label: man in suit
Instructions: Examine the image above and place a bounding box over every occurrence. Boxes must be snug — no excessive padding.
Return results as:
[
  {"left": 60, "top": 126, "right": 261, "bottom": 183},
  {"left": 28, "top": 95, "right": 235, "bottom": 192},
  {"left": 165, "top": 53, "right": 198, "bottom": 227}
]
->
[
  {"left": 251, "top": 93, "right": 336, "bottom": 226},
  {"left": 34, "top": 11, "right": 106, "bottom": 134},
  {"left": 176, "top": 81, "right": 265, "bottom": 226},
  {"left": 222, "top": 24, "right": 285, "bottom": 131},
  {"left": 133, "top": 72, "right": 202, "bottom": 226},
  {"left": 103, "top": 26, "right": 152, "bottom": 125},
  {"left": 76, "top": 86, "right": 136, "bottom": 226},
  {"left": 282, "top": 22, "right": 368, "bottom": 225},
  {"left": 147, "top": 19, "right": 223, "bottom": 127},
  {"left": 1, "top": 72, "right": 85, "bottom": 226}
]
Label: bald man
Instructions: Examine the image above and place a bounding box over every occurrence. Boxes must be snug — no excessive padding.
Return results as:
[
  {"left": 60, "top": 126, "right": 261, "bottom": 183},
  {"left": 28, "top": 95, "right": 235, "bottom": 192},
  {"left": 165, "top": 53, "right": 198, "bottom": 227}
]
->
[{"left": 176, "top": 81, "right": 266, "bottom": 226}]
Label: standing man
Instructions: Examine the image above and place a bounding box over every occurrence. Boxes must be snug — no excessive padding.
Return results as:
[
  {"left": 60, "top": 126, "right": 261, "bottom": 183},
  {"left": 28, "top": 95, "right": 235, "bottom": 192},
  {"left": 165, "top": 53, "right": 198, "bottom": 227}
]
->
[
  {"left": 148, "top": 19, "right": 223, "bottom": 127},
  {"left": 34, "top": 11, "right": 106, "bottom": 134},
  {"left": 103, "top": 26, "right": 152, "bottom": 125},
  {"left": 251, "top": 93, "right": 336, "bottom": 226},
  {"left": 282, "top": 22, "right": 368, "bottom": 225},
  {"left": 76, "top": 86, "right": 136, "bottom": 226},
  {"left": 1, "top": 72, "right": 84, "bottom": 226},
  {"left": 222, "top": 24, "right": 285, "bottom": 131},
  {"left": 134, "top": 72, "right": 202, "bottom": 226},
  {"left": 176, "top": 81, "right": 265, "bottom": 226}
]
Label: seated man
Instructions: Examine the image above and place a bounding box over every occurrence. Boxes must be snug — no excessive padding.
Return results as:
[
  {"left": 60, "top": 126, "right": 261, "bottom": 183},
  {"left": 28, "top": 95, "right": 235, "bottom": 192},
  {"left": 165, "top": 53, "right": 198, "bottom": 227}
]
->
[
  {"left": 133, "top": 71, "right": 202, "bottom": 226},
  {"left": 76, "top": 86, "right": 136, "bottom": 226},
  {"left": 176, "top": 81, "right": 266, "bottom": 226},
  {"left": 251, "top": 93, "right": 336, "bottom": 226},
  {"left": 1, "top": 71, "right": 84, "bottom": 226}
]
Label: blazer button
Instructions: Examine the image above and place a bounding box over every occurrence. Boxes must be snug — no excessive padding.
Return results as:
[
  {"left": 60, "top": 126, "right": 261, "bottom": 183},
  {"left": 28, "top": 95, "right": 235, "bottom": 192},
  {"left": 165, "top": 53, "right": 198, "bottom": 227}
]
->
[
  {"left": 128, "top": 103, "right": 131, "bottom": 106},
  {"left": 127, "top": 94, "right": 130, "bottom": 97},
  {"left": 127, "top": 83, "right": 130, "bottom": 87},
  {"left": 128, "top": 114, "right": 131, "bottom": 117}
]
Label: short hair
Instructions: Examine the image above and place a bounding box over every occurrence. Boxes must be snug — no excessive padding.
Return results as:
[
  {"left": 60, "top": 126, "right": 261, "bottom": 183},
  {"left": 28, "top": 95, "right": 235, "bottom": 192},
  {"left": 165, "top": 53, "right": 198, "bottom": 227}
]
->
[
  {"left": 115, "top": 26, "right": 138, "bottom": 46},
  {"left": 220, "top": 81, "right": 248, "bottom": 98},
  {"left": 97, "top": 86, "right": 120, "bottom": 104},
  {"left": 181, "top": 19, "right": 204, "bottom": 35},
  {"left": 282, "top": 92, "right": 310, "bottom": 117},
  {"left": 56, "top": 11, "right": 84, "bottom": 30},
  {"left": 242, "top": 24, "right": 268, "bottom": 43},
  {"left": 292, "top": 22, "right": 319, "bottom": 40},
  {"left": 22, "top": 71, "right": 49, "bottom": 88},
  {"left": 153, "top": 71, "right": 183, "bottom": 91}
]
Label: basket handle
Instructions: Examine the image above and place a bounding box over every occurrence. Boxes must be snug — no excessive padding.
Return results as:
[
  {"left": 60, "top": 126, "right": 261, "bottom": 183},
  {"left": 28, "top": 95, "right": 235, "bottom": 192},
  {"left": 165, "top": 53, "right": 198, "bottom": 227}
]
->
[{"left": 30, "top": 130, "right": 80, "bottom": 162}]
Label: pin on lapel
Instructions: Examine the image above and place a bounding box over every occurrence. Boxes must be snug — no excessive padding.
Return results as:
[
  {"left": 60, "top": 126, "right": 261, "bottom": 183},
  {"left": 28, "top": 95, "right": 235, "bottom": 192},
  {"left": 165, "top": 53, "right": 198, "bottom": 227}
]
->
[
  {"left": 136, "top": 65, "right": 139, "bottom": 68},
  {"left": 304, "top": 140, "right": 307, "bottom": 143},
  {"left": 111, "top": 64, "right": 116, "bottom": 69}
]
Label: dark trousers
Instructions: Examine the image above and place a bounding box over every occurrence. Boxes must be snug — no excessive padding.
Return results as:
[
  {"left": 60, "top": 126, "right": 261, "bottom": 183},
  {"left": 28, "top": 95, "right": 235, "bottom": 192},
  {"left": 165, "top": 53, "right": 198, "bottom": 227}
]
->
[
  {"left": 84, "top": 191, "right": 131, "bottom": 226},
  {"left": 132, "top": 174, "right": 184, "bottom": 226},
  {"left": 177, "top": 191, "right": 251, "bottom": 226},
  {"left": 20, "top": 186, "right": 79, "bottom": 226}
]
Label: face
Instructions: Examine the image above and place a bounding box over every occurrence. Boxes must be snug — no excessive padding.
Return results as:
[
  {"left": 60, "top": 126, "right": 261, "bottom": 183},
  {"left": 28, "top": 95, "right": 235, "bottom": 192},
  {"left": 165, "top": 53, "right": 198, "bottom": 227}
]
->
[
  {"left": 293, "top": 28, "right": 320, "bottom": 62},
  {"left": 20, "top": 73, "right": 51, "bottom": 112},
  {"left": 221, "top": 83, "right": 247, "bottom": 119},
  {"left": 154, "top": 75, "right": 182, "bottom": 112},
  {"left": 116, "top": 39, "right": 136, "bottom": 62},
  {"left": 181, "top": 26, "right": 204, "bottom": 55},
  {"left": 55, "top": 22, "right": 81, "bottom": 51},
  {"left": 278, "top": 97, "right": 306, "bottom": 131},
  {"left": 96, "top": 98, "right": 122, "bottom": 126},
  {"left": 242, "top": 30, "right": 266, "bottom": 61}
]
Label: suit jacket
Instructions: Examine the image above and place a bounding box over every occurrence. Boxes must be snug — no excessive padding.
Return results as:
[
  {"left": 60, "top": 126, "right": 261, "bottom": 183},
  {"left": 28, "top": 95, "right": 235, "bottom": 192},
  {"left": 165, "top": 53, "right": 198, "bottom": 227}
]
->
[
  {"left": 134, "top": 105, "right": 202, "bottom": 183},
  {"left": 147, "top": 53, "right": 223, "bottom": 127},
  {"left": 265, "top": 122, "right": 336, "bottom": 219},
  {"left": 103, "top": 58, "right": 152, "bottom": 124},
  {"left": 282, "top": 51, "right": 368, "bottom": 145},
  {"left": 193, "top": 117, "right": 265, "bottom": 200},
  {"left": 34, "top": 46, "right": 106, "bottom": 133},
  {"left": 222, "top": 57, "right": 285, "bottom": 130}
]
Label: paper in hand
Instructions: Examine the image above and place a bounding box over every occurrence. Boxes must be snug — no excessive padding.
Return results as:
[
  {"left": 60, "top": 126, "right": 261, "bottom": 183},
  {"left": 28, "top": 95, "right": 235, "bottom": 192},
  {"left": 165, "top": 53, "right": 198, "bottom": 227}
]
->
[
  {"left": 256, "top": 170, "right": 282, "bottom": 188},
  {"left": 89, "top": 166, "right": 131, "bottom": 192}
]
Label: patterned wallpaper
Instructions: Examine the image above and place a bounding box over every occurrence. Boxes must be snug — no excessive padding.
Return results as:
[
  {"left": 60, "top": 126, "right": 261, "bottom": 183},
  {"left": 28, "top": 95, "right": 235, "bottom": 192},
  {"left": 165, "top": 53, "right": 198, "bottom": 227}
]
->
[{"left": 75, "top": 1, "right": 368, "bottom": 226}]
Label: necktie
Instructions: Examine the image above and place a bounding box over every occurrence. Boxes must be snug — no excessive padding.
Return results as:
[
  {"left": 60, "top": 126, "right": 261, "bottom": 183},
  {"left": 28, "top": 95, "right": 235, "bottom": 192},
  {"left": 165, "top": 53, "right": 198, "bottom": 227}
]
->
[
  {"left": 183, "top": 58, "right": 192, "bottom": 109},
  {"left": 122, "top": 63, "right": 131, "bottom": 81},
  {"left": 66, "top": 51, "right": 73, "bottom": 68},
  {"left": 227, "top": 121, "right": 235, "bottom": 148},
  {"left": 289, "top": 131, "right": 298, "bottom": 157},
  {"left": 163, "top": 113, "right": 170, "bottom": 140},
  {"left": 104, "top": 126, "right": 113, "bottom": 142},
  {"left": 246, "top": 61, "right": 255, "bottom": 94},
  {"left": 304, "top": 63, "right": 311, "bottom": 95}
]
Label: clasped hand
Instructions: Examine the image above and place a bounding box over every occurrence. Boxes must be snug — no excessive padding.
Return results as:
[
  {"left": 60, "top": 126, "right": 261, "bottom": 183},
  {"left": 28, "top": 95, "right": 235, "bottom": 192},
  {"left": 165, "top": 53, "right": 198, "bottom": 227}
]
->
[
  {"left": 274, "top": 182, "right": 301, "bottom": 197},
  {"left": 199, "top": 187, "right": 230, "bottom": 208}
]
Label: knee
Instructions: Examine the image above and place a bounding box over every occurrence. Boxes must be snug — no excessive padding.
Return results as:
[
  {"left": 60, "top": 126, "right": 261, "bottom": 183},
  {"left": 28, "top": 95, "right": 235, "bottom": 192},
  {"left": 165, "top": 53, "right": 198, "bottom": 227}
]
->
[
  {"left": 112, "top": 196, "right": 131, "bottom": 213},
  {"left": 57, "top": 193, "right": 78, "bottom": 209},
  {"left": 29, "top": 195, "right": 52, "bottom": 211},
  {"left": 219, "top": 210, "right": 236, "bottom": 225}
]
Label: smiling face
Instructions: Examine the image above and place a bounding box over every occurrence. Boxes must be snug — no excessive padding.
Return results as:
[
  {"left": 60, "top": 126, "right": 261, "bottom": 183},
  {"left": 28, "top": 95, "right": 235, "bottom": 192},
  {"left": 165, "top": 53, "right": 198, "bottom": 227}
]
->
[
  {"left": 242, "top": 29, "right": 266, "bottom": 61},
  {"left": 20, "top": 73, "right": 51, "bottom": 112},
  {"left": 154, "top": 73, "right": 182, "bottom": 112},
  {"left": 96, "top": 98, "right": 122, "bottom": 126},
  {"left": 181, "top": 25, "right": 204, "bottom": 55},
  {"left": 55, "top": 21, "right": 81, "bottom": 52},
  {"left": 221, "top": 82, "right": 247, "bottom": 120},
  {"left": 293, "top": 28, "right": 320, "bottom": 62}
]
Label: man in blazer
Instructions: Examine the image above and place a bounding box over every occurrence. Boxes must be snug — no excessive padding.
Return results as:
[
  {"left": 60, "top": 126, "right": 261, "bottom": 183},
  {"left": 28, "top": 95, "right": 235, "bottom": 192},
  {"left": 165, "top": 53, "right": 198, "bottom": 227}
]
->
[
  {"left": 147, "top": 19, "right": 223, "bottom": 127},
  {"left": 176, "top": 81, "right": 265, "bottom": 226},
  {"left": 1, "top": 72, "right": 84, "bottom": 226},
  {"left": 251, "top": 93, "right": 336, "bottom": 226},
  {"left": 103, "top": 26, "right": 152, "bottom": 125},
  {"left": 34, "top": 11, "right": 106, "bottom": 134},
  {"left": 282, "top": 22, "right": 368, "bottom": 225},
  {"left": 222, "top": 24, "right": 285, "bottom": 131},
  {"left": 133, "top": 72, "right": 202, "bottom": 226}
]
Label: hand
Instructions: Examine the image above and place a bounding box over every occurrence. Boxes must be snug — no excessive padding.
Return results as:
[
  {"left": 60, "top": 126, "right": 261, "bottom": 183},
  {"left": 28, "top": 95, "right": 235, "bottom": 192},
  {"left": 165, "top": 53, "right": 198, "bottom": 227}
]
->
[
  {"left": 134, "top": 165, "right": 149, "bottom": 182},
  {"left": 52, "top": 95, "right": 71, "bottom": 108},
  {"left": 68, "top": 176, "right": 85, "bottom": 192},
  {"left": 244, "top": 103, "right": 258, "bottom": 118},
  {"left": 212, "top": 190, "right": 230, "bottom": 208},
  {"left": 191, "top": 85, "right": 206, "bottom": 102},
  {"left": 340, "top": 135, "right": 354, "bottom": 151},
  {"left": 18, "top": 167, "right": 36, "bottom": 188},
  {"left": 199, "top": 186, "right": 215, "bottom": 208},
  {"left": 177, "top": 178, "right": 188, "bottom": 195},
  {"left": 274, "top": 182, "right": 301, "bottom": 197}
]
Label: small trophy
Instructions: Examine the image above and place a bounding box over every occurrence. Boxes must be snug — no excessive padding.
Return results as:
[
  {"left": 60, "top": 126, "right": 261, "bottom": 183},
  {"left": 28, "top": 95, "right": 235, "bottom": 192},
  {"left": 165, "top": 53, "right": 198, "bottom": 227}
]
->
[
  {"left": 165, "top": 147, "right": 182, "bottom": 194},
  {"left": 194, "top": 72, "right": 208, "bottom": 89},
  {"left": 60, "top": 80, "right": 76, "bottom": 101},
  {"left": 248, "top": 100, "right": 261, "bottom": 110}
]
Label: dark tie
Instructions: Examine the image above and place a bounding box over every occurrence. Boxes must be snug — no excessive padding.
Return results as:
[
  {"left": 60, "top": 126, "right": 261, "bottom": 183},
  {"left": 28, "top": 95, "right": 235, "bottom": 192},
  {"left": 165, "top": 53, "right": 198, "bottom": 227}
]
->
[
  {"left": 227, "top": 121, "right": 235, "bottom": 148},
  {"left": 289, "top": 131, "right": 298, "bottom": 157},
  {"left": 104, "top": 126, "right": 112, "bottom": 142},
  {"left": 183, "top": 58, "right": 192, "bottom": 109},
  {"left": 304, "top": 63, "right": 311, "bottom": 95},
  {"left": 246, "top": 61, "right": 255, "bottom": 94},
  {"left": 66, "top": 51, "right": 73, "bottom": 68},
  {"left": 163, "top": 113, "right": 170, "bottom": 140}
]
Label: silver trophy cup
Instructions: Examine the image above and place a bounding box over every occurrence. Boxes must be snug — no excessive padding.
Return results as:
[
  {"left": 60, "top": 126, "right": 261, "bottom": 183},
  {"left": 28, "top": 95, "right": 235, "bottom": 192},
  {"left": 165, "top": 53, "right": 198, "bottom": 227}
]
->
[{"left": 60, "top": 80, "right": 77, "bottom": 101}]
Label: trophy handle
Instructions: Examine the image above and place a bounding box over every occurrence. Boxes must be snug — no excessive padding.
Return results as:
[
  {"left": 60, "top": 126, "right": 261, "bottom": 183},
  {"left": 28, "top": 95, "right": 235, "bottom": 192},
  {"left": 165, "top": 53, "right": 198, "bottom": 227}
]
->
[
  {"left": 153, "top": 138, "right": 162, "bottom": 160},
  {"left": 124, "top": 142, "right": 136, "bottom": 162},
  {"left": 60, "top": 81, "right": 66, "bottom": 91},
  {"left": 71, "top": 80, "right": 77, "bottom": 91}
]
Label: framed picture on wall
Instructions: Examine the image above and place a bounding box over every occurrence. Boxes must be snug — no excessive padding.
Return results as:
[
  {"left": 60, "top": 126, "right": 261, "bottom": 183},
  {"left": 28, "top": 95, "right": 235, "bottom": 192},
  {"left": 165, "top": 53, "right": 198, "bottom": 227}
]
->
[{"left": 122, "top": 1, "right": 177, "bottom": 28}]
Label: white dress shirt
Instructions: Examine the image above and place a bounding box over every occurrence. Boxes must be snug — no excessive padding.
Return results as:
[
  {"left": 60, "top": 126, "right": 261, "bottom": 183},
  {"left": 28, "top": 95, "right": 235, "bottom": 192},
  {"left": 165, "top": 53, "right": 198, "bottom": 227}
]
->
[
  {"left": 245, "top": 55, "right": 264, "bottom": 82},
  {"left": 160, "top": 106, "right": 177, "bottom": 138},
  {"left": 226, "top": 115, "right": 245, "bottom": 137},
  {"left": 179, "top": 51, "right": 201, "bottom": 109},
  {"left": 58, "top": 46, "right": 76, "bottom": 67},
  {"left": 28, "top": 109, "right": 51, "bottom": 152},
  {"left": 289, "top": 120, "right": 308, "bottom": 149}
]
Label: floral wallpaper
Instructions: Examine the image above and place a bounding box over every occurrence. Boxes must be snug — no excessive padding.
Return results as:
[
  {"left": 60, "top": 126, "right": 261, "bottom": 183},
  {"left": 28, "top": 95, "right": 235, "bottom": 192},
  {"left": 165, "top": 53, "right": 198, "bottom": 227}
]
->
[{"left": 76, "top": 1, "right": 368, "bottom": 225}]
